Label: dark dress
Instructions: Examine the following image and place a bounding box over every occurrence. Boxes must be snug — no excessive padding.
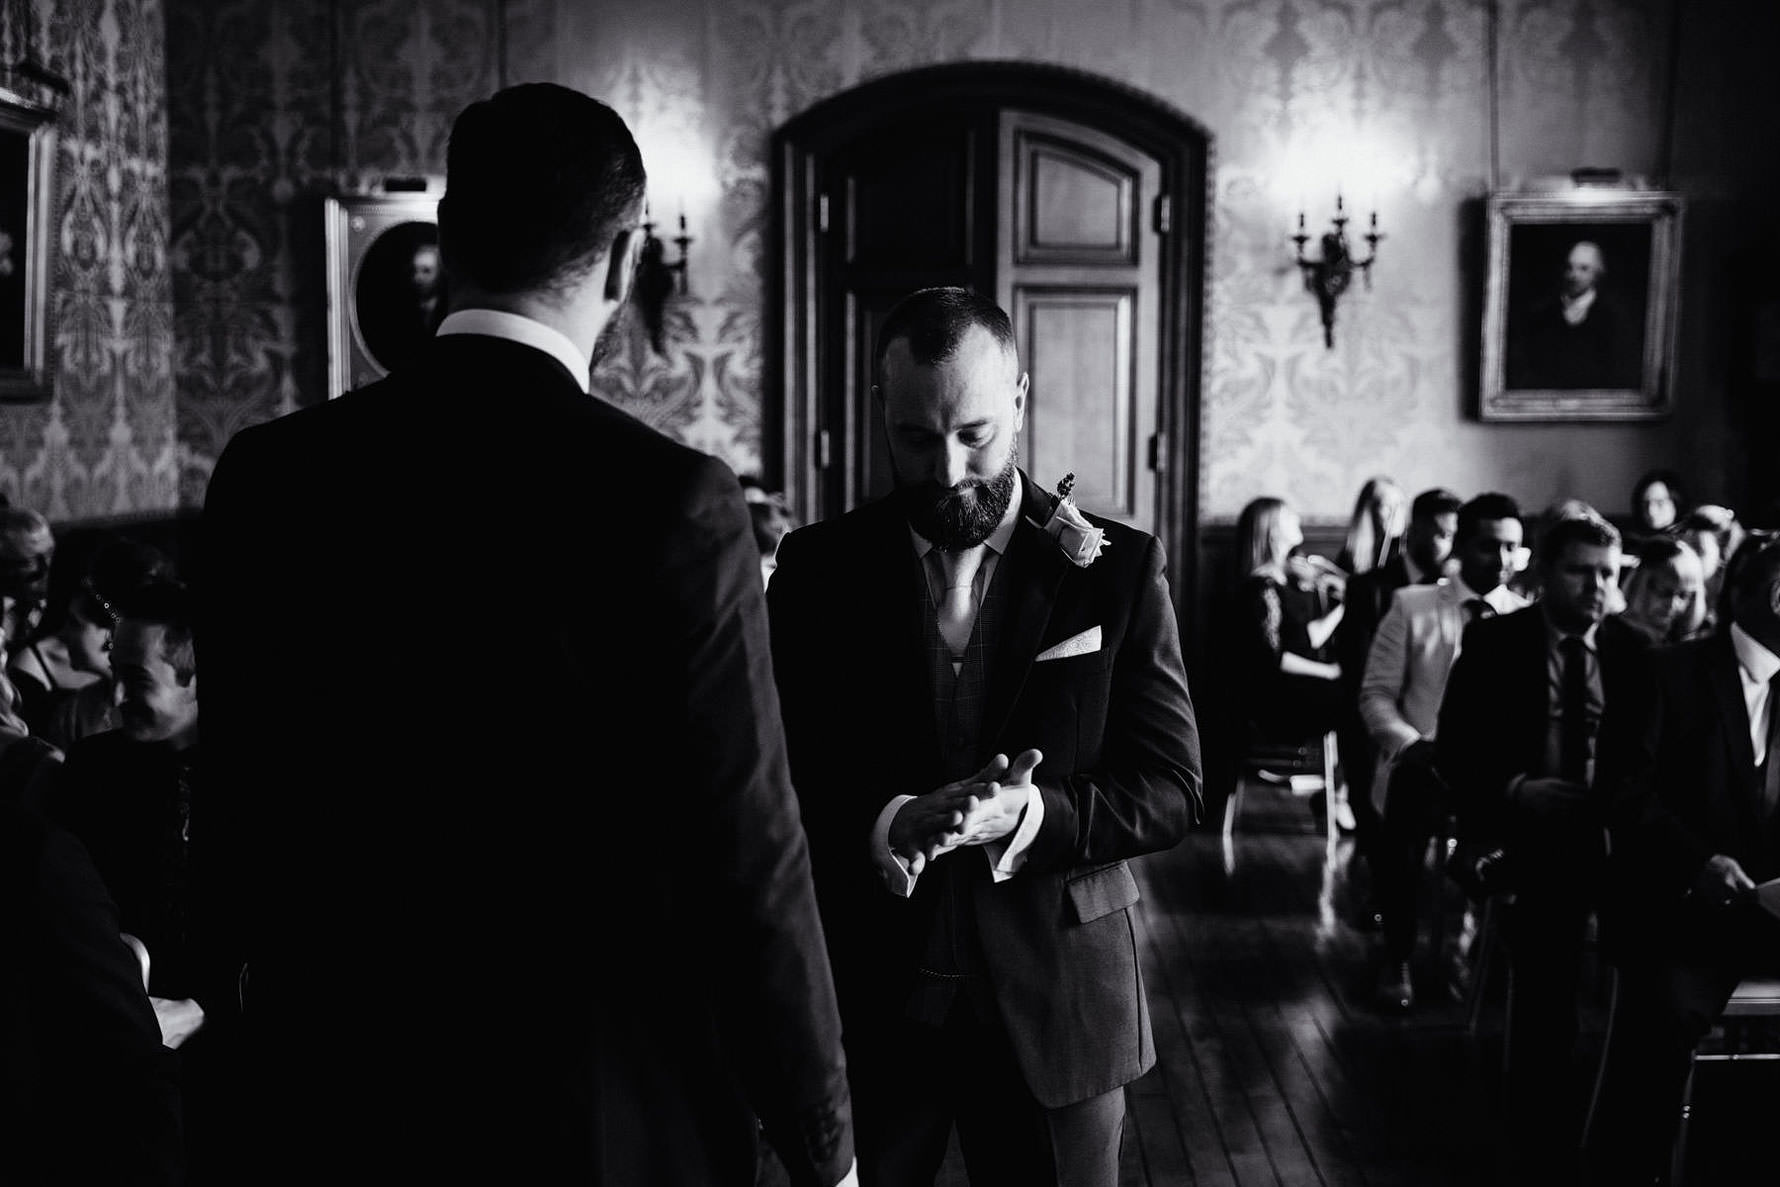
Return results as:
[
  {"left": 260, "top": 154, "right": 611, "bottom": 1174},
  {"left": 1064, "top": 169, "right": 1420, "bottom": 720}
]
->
[{"left": 1236, "top": 570, "right": 1346, "bottom": 742}]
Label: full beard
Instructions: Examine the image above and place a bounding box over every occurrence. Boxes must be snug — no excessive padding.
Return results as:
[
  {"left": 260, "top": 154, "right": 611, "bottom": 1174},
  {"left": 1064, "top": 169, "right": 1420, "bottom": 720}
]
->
[{"left": 897, "top": 449, "right": 1020, "bottom": 552}]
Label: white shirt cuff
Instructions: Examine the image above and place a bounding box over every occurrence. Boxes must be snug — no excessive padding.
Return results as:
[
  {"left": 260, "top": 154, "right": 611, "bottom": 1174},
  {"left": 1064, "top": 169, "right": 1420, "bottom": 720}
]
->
[
  {"left": 870, "top": 795, "right": 919, "bottom": 898},
  {"left": 983, "top": 783, "right": 1044, "bottom": 882}
]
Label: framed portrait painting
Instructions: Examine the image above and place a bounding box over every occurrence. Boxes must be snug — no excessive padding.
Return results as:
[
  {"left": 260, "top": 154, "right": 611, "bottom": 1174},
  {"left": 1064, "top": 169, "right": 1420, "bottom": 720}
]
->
[
  {"left": 324, "top": 193, "right": 446, "bottom": 397},
  {"left": 1480, "top": 189, "right": 1684, "bottom": 421},
  {"left": 0, "top": 89, "right": 57, "bottom": 403}
]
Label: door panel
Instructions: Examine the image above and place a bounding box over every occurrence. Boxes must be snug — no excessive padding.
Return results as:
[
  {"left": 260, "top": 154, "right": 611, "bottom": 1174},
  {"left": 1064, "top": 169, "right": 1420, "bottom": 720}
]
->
[
  {"left": 821, "top": 115, "right": 995, "bottom": 517},
  {"left": 1017, "top": 289, "right": 1137, "bottom": 519},
  {"left": 1000, "top": 111, "right": 1161, "bottom": 531}
]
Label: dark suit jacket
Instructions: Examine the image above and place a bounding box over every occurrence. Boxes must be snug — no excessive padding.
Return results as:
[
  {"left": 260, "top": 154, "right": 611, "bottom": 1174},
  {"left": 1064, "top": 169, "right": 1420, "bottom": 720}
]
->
[
  {"left": 1596, "top": 629, "right": 1780, "bottom": 946},
  {"left": 200, "top": 334, "right": 852, "bottom": 1185},
  {"left": 0, "top": 799, "right": 184, "bottom": 1187},
  {"left": 1437, "top": 607, "right": 1648, "bottom": 858},
  {"left": 768, "top": 473, "right": 1200, "bottom": 1108}
]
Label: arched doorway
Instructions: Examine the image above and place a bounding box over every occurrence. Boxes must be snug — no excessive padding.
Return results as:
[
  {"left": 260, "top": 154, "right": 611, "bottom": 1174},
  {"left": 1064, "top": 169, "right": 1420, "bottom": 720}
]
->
[{"left": 769, "top": 62, "right": 1209, "bottom": 632}]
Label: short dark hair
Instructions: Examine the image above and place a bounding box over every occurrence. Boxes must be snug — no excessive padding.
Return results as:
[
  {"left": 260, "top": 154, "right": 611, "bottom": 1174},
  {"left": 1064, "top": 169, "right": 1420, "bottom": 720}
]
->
[
  {"left": 1410, "top": 487, "right": 1463, "bottom": 523},
  {"left": 114, "top": 579, "right": 195, "bottom": 684},
  {"left": 439, "top": 84, "right": 646, "bottom": 297},
  {"left": 71, "top": 535, "right": 174, "bottom": 628},
  {"left": 1728, "top": 533, "right": 1780, "bottom": 615},
  {"left": 1456, "top": 492, "right": 1522, "bottom": 546},
  {"left": 872, "top": 287, "right": 1016, "bottom": 389},
  {"left": 1539, "top": 515, "right": 1621, "bottom": 567}
]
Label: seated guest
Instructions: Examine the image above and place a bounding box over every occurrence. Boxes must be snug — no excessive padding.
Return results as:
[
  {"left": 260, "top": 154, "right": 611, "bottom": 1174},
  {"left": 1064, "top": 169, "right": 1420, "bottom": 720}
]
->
[
  {"left": 0, "top": 796, "right": 184, "bottom": 1186},
  {"left": 1337, "top": 488, "right": 1461, "bottom": 901},
  {"left": 1629, "top": 468, "right": 1687, "bottom": 542},
  {"left": 1679, "top": 503, "right": 1746, "bottom": 630},
  {"left": 1234, "top": 496, "right": 1346, "bottom": 744},
  {"left": 1360, "top": 492, "right": 1528, "bottom": 1010},
  {"left": 1616, "top": 536, "right": 1707, "bottom": 646},
  {"left": 12, "top": 535, "right": 174, "bottom": 747},
  {"left": 1438, "top": 515, "right": 1642, "bottom": 1181},
  {"left": 52, "top": 581, "right": 237, "bottom": 1184},
  {"left": 0, "top": 507, "right": 53, "bottom": 737},
  {"left": 1337, "top": 475, "right": 1407, "bottom": 576},
  {"left": 1587, "top": 536, "right": 1780, "bottom": 1183}
]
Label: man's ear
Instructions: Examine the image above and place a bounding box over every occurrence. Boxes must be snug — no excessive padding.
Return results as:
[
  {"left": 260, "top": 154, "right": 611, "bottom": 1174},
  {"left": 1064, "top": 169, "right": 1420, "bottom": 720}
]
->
[
  {"left": 604, "top": 228, "right": 642, "bottom": 303},
  {"left": 1013, "top": 370, "right": 1030, "bottom": 428}
]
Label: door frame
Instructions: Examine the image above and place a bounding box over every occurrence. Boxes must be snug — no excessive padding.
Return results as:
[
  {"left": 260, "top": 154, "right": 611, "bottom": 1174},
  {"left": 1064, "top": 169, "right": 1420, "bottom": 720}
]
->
[{"left": 770, "top": 61, "right": 1211, "bottom": 635}]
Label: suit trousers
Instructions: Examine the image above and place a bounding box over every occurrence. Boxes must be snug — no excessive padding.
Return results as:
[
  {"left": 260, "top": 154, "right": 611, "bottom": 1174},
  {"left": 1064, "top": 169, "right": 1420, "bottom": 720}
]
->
[
  {"left": 1586, "top": 904, "right": 1780, "bottom": 1183},
  {"left": 1500, "top": 894, "right": 1592, "bottom": 1182},
  {"left": 1376, "top": 757, "right": 1452, "bottom": 964},
  {"left": 854, "top": 990, "right": 1125, "bottom": 1187}
]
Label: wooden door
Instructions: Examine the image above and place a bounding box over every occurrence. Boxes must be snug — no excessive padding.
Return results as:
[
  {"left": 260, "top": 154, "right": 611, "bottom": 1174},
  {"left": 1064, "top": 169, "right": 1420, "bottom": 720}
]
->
[{"left": 998, "top": 111, "right": 1162, "bottom": 529}]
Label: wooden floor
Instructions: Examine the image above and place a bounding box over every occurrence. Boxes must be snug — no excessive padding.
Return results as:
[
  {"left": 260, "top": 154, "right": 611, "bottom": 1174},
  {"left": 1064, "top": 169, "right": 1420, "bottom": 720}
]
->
[
  {"left": 829, "top": 775, "right": 1772, "bottom": 1185},
  {"left": 934, "top": 780, "right": 1575, "bottom": 1186}
]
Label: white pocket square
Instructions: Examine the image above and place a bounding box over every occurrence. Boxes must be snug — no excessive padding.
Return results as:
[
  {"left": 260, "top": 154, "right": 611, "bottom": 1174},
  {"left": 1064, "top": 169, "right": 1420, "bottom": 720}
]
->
[{"left": 1035, "top": 626, "right": 1101, "bottom": 662}]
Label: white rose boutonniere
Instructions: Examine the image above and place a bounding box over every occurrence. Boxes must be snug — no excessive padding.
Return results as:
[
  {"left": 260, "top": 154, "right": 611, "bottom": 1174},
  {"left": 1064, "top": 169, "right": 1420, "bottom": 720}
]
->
[{"left": 1038, "top": 473, "right": 1108, "bottom": 568}]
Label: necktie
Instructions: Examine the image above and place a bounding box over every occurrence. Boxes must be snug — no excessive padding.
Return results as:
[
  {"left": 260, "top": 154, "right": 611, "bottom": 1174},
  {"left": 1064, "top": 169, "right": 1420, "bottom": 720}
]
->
[
  {"left": 1761, "top": 672, "right": 1780, "bottom": 820},
  {"left": 936, "top": 548, "right": 982, "bottom": 658},
  {"left": 1559, "top": 635, "right": 1591, "bottom": 784}
]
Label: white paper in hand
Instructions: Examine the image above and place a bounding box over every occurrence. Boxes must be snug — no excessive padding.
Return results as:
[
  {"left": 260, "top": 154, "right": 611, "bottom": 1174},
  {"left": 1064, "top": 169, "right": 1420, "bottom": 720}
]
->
[{"left": 1755, "top": 878, "right": 1780, "bottom": 921}]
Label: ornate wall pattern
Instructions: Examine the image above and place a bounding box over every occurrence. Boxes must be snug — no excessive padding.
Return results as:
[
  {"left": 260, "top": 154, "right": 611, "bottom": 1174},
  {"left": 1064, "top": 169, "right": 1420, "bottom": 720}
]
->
[
  {"left": 166, "top": 0, "right": 1776, "bottom": 526},
  {"left": 0, "top": 0, "right": 178, "bottom": 520}
]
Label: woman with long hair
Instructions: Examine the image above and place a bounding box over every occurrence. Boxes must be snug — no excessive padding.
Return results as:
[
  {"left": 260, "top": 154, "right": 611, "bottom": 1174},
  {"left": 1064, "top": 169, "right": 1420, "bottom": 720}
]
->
[
  {"left": 1233, "top": 496, "right": 1347, "bottom": 740},
  {"left": 1338, "top": 476, "right": 1407, "bottom": 576}
]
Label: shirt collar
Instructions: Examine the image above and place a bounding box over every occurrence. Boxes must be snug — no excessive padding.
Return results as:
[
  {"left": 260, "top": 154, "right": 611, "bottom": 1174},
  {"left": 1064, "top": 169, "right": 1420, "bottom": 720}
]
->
[
  {"left": 1445, "top": 574, "right": 1516, "bottom": 613},
  {"left": 436, "top": 309, "right": 591, "bottom": 393},
  {"left": 1730, "top": 622, "right": 1780, "bottom": 685},
  {"left": 1561, "top": 287, "right": 1598, "bottom": 325},
  {"left": 908, "top": 483, "right": 1024, "bottom": 561},
  {"left": 1544, "top": 612, "right": 1601, "bottom": 653}
]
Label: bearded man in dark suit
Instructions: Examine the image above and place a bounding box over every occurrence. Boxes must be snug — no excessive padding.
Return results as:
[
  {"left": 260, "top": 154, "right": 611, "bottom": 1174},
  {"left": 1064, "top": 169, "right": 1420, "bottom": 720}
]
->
[
  {"left": 200, "top": 84, "right": 853, "bottom": 1187},
  {"left": 1587, "top": 535, "right": 1780, "bottom": 1184},
  {"left": 768, "top": 287, "right": 1200, "bottom": 1187}
]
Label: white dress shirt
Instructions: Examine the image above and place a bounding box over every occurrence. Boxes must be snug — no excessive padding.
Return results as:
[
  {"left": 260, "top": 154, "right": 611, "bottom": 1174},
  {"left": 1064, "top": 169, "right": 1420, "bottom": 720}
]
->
[
  {"left": 1730, "top": 622, "right": 1780, "bottom": 766},
  {"left": 870, "top": 492, "right": 1046, "bottom": 896},
  {"left": 436, "top": 308, "right": 591, "bottom": 393}
]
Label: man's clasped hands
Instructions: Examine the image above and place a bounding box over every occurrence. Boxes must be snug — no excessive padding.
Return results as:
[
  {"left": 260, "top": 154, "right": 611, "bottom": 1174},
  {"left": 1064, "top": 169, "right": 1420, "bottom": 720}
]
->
[{"left": 888, "top": 749, "right": 1043, "bottom": 876}]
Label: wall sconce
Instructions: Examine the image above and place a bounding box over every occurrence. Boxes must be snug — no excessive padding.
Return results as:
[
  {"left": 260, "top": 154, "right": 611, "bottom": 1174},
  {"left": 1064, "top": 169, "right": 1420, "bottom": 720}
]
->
[
  {"left": 634, "top": 207, "right": 692, "bottom": 356},
  {"left": 1291, "top": 196, "right": 1381, "bottom": 348}
]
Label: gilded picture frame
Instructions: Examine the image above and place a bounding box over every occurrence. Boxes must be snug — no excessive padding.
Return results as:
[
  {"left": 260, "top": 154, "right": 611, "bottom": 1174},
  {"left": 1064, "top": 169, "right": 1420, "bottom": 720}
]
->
[
  {"left": 324, "top": 192, "right": 445, "bottom": 397},
  {"left": 0, "top": 88, "right": 57, "bottom": 403},
  {"left": 1480, "top": 190, "right": 1684, "bottom": 422}
]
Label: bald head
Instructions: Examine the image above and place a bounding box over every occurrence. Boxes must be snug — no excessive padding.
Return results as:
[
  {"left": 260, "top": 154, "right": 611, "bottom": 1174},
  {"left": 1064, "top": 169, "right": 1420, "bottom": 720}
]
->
[{"left": 1564, "top": 241, "right": 1605, "bottom": 298}]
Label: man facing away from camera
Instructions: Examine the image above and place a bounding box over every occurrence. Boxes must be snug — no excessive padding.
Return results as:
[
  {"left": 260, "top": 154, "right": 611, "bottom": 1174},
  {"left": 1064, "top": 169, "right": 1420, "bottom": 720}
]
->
[{"left": 201, "top": 83, "right": 854, "bottom": 1186}]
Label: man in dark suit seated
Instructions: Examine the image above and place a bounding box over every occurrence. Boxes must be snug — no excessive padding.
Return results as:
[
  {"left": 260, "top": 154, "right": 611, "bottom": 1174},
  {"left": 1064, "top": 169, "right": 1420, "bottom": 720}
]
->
[
  {"left": 52, "top": 581, "right": 242, "bottom": 1184},
  {"left": 0, "top": 797, "right": 184, "bottom": 1186},
  {"left": 769, "top": 286, "right": 1200, "bottom": 1187},
  {"left": 1586, "top": 536, "right": 1780, "bottom": 1185},
  {"left": 1437, "top": 514, "right": 1643, "bottom": 1181},
  {"left": 201, "top": 84, "right": 854, "bottom": 1186},
  {"left": 1337, "top": 487, "right": 1461, "bottom": 917}
]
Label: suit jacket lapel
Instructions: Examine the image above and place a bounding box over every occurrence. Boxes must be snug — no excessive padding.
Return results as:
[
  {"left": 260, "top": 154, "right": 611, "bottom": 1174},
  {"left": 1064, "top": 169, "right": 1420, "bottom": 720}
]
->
[
  {"left": 983, "top": 473, "right": 1071, "bottom": 744},
  {"left": 1707, "top": 633, "right": 1757, "bottom": 774}
]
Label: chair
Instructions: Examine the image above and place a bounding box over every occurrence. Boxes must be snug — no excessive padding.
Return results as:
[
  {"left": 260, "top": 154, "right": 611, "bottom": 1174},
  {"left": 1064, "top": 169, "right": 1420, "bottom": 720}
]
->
[
  {"left": 1670, "top": 976, "right": 1780, "bottom": 1183},
  {"left": 1224, "top": 728, "right": 1339, "bottom": 847},
  {"left": 1584, "top": 973, "right": 1780, "bottom": 1186}
]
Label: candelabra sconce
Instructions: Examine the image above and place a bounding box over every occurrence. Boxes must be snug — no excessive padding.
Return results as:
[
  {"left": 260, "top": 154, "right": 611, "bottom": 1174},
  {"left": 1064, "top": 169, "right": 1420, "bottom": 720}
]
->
[
  {"left": 1292, "top": 196, "right": 1382, "bottom": 348},
  {"left": 635, "top": 209, "right": 692, "bottom": 356}
]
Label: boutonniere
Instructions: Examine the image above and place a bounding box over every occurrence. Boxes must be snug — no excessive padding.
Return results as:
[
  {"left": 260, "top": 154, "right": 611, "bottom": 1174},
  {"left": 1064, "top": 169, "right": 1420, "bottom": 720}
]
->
[{"left": 1037, "top": 473, "right": 1108, "bottom": 568}]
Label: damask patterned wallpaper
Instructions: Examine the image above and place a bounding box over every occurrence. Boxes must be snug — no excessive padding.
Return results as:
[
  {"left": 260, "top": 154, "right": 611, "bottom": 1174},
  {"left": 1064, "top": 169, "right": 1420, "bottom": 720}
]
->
[
  {"left": 166, "top": 0, "right": 1776, "bottom": 524},
  {"left": 0, "top": 0, "right": 178, "bottom": 520}
]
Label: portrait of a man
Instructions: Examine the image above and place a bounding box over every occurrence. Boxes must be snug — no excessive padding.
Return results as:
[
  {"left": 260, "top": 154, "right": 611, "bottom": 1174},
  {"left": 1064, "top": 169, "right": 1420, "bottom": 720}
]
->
[
  {"left": 1505, "top": 225, "right": 1649, "bottom": 392},
  {"left": 352, "top": 219, "right": 449, "bottom": 377}
]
